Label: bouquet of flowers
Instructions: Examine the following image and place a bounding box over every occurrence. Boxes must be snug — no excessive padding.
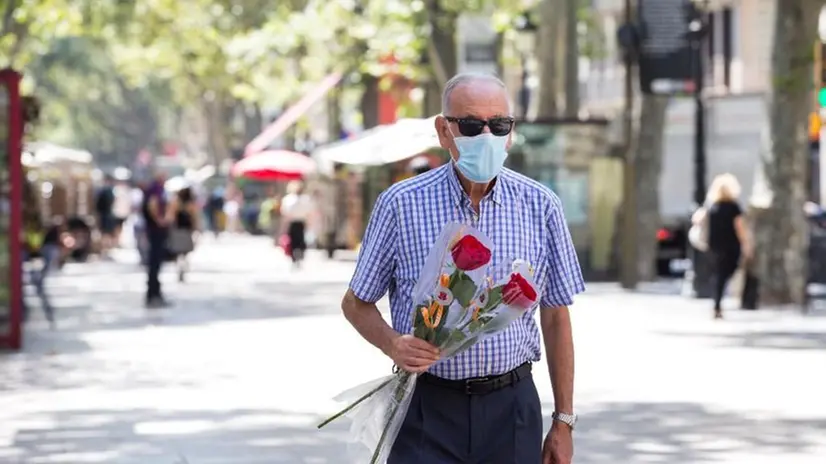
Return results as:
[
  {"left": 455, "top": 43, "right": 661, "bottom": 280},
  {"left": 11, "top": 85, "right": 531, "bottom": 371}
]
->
[{"left": 317, "top": 222, "right": 539, "bottom": 463}]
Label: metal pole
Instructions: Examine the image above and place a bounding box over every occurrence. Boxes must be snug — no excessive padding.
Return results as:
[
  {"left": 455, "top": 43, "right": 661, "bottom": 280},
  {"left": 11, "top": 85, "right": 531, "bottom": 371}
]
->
[
  {"left": 620, "top": 0, "right": 639, "bottom": 289},
  {"left": 692, "top": 10, "right": 707, "bottom": 206}
]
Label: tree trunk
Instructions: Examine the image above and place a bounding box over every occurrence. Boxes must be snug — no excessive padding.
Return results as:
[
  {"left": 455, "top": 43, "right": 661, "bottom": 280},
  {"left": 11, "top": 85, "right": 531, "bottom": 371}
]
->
[
  {"left": 536, "top": 0, "right": 561, "bottom": 118},
  {"left": 243, "top": 103, "right": 263, "bottom": 145},
  {"left": 360, "top": 73, "right": 380, "bottom": 129},
  {"left": 203, "top": 96, "right": 232, "bottom": 163},
  {"left": 755, "top": 0, "right": 820, "bottom": 307},
  {"left": 425, "top": 0, "right": 457, "bottom": 86},
  {"left": 635, "top": 94, "right": 669, "bottom": 281},
  {"left": 421, "top": 0, "right": 457, "bottom": 116},
  {"left": 562, "top": 0, "right": 579, "bottom": 117},
  {"left": 327, "top": 84, "right": 342, "bottom": 141}
]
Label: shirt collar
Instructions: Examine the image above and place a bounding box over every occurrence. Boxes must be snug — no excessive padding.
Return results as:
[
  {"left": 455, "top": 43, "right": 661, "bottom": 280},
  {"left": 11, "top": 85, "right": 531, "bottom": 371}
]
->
[{"left": 445, "top": 162, "right": 505, "bottom": 207}]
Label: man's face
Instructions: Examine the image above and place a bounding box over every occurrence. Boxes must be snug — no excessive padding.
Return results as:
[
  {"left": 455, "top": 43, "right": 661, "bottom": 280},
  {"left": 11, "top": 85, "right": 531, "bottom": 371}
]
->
[{"left": 435, "top": 81, "right": 513, "bottom": 163}]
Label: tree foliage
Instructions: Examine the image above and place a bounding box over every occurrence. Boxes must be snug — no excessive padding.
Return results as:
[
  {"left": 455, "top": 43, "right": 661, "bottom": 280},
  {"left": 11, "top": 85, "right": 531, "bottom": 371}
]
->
[{"left": 2, "top": 0, "right": 597, "bottom": 160}]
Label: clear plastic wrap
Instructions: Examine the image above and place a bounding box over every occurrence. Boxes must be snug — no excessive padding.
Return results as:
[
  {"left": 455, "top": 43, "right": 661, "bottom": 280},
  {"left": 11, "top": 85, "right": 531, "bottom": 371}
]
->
[{"left": 318, "top": 222, "right": 539, "bottom": 463}]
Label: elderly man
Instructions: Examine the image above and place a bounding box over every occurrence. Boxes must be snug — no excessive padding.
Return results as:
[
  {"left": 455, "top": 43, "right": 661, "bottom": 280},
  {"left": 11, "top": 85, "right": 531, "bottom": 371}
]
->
[{"left": 341, "top": 73, "right": 584, "bottom": 464}]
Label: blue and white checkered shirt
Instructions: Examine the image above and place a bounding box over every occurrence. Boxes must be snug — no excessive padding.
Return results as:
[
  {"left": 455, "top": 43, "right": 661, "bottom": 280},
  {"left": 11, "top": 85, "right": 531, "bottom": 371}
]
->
[{"left": 350, "top": 163, "right": 585, "bottom": 380}]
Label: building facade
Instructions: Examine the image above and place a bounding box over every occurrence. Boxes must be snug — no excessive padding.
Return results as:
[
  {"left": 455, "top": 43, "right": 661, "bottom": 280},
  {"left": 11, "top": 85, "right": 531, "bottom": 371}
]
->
[{"left": 584, "top": 0, "right": 778, "bottom": 216}]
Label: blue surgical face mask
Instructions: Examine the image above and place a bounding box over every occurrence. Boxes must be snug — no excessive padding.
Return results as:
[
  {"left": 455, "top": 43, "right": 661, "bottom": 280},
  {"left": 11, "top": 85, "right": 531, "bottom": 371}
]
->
[{"left": 451, "top": 130, "right": 509, "bottom": 183}]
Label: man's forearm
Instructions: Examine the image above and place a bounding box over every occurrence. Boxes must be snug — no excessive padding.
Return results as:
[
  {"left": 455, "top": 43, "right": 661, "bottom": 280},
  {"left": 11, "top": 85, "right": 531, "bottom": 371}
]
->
[
  {"left": 342, "top": 290, "right": 400, "bottom": 357},
  {"left": 541, "top": 306, "right": 575, "bottom": 414}
]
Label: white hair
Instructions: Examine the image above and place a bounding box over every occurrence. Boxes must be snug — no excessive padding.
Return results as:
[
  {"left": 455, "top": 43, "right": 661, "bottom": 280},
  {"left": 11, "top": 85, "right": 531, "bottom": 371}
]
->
[{"left": 441, "top": 72, "right": 511, "bottom": 115}]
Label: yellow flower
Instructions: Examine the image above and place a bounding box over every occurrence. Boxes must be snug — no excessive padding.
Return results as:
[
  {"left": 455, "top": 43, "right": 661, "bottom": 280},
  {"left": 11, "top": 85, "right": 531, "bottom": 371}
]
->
[
  {"left": 422, "top": 301, "right": 444, "bottom": 329},
  {"left": 439, "top": 273, "right": 450, "bottom": 287}
]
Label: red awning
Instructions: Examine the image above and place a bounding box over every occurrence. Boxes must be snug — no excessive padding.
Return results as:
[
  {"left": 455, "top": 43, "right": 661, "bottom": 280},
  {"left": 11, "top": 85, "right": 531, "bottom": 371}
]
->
[
  {"left": 231, "top": 150, "right": 316, "bottom": 181},
  {"left": 244, "top": 72, "right": 343, "bottom": 157}
]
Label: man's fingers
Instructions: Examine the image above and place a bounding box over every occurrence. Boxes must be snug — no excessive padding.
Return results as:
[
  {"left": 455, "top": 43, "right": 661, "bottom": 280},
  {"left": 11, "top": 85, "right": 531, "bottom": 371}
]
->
[
  {"left": 406, "top": 338, "right": 440, "bottom": 355},
  {"left": 407, "top": 345, "right": 440, "bottom": 360}
]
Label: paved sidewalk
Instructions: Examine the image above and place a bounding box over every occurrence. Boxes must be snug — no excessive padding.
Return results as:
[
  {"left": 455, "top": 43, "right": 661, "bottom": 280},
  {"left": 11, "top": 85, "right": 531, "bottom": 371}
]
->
[{"left": 1, "top": 236, "right": 825, "bottom": 463}]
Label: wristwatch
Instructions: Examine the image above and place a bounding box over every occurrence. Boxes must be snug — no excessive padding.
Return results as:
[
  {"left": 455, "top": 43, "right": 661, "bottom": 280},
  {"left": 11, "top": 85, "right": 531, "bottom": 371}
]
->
[{"left": 551, "top": 411, "right": 577, "bottom": 430}]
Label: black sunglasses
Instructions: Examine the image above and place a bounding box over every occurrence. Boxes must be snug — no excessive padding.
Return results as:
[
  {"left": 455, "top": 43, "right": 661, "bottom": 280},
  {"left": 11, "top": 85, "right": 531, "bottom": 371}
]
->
[{"left": 445, "top": 116, "right": 515, "bottom": 137}]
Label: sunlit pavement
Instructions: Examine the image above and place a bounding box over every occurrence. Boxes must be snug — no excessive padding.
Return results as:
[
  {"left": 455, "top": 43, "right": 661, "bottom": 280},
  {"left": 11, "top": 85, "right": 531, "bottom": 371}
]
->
[{"left": 1, "top": 235, "right": 825, "bottom": 464}]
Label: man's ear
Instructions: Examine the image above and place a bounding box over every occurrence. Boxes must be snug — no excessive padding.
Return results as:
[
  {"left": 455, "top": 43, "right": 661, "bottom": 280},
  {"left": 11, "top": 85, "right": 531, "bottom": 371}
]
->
[
  {"left": 435, "top": 115, "right": 448, "bottom": 138},
  {"left": 435, "top": 115, "right": 451, "bottom": 148}
]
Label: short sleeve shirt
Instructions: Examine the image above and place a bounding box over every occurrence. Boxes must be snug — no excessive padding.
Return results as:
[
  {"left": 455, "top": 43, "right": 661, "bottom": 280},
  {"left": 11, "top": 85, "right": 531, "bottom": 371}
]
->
[{"left": 349, "top": 164, "right": 585, "bottom": 380}]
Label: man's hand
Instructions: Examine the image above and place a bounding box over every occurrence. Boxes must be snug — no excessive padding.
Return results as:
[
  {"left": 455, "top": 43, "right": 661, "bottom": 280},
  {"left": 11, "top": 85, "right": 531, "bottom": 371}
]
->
[
  {"left": 388, "top": 334, "right": 440, "bottom": 373},
  {"left": 543, "top": 422, "right": 573, "bottom": 464}
]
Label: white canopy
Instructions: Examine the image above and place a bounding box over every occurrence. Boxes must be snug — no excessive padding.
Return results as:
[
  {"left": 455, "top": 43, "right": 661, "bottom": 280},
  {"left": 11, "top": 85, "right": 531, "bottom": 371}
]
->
[
  {"left": 24, "top": 142, "right": 93, "bottom": 166},
  {"left": 313, "top": 117, "right": 440, "bottom": 173}
]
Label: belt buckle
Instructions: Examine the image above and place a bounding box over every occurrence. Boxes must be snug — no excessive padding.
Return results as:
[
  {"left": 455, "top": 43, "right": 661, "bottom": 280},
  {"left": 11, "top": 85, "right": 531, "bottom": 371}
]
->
[{"left": 464, "top": 377, "right": 489, "bottom": 395}]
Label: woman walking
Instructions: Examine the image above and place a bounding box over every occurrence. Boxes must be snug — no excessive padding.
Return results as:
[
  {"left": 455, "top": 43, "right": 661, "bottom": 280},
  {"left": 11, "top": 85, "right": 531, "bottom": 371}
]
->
[
  {"left": 166, "top": 186, "right": 200, "bottom": 282},
  {"left": 280, "top": 180, "right": 313, "bottom": 268},
  {"left": 695, "top": 173, "right": 752, "bottom": 318}
]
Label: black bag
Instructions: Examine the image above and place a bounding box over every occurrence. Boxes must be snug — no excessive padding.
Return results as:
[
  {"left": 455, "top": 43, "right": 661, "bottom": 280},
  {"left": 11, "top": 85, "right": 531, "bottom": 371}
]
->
[{"left": 741, "top": 271, "right": 759, "bottom": 310}]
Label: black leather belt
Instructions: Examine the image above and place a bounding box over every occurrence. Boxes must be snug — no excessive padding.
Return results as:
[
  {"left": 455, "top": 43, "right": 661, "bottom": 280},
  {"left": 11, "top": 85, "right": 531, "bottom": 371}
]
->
[{"left": 420, "top": 362, "right": 532, "bottom": 395}]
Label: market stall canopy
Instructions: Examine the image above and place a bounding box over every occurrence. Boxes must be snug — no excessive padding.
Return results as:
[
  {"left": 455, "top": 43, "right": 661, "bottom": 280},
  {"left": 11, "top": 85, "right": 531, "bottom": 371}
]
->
[
  {"left": 24, "top": 142, "right": 93, "bottom": 166},
  {"left": 312, "top": 116, "right": 439, "bottom": 172},
  {"left": 231, "top": 150, "right": 316, "bottom": 181}
]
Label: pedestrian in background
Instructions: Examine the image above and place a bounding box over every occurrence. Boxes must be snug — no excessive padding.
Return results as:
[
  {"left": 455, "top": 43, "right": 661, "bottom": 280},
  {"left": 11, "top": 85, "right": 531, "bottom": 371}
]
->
[
  {"left": 112, "top": 179, "right": 132, "bottom": 247},
  {"left": 131, "top": 181, "right": 149, "bottom": 266},
  {"left": 701, "top": 173, "right": 752, "bottom": 319},
  {"left": 258, "top": 188, "right": 282, "bottom": 246},
  {"left": 142, "top": 170, "right": 170, "bottom": 308},
  {"left": 165, "top": 186, "right": 199, "bottom": 283},
  {"left": 95, "top": 175, "right": 117, "bottom": 259},
  {"left": 280, "top": 180, "right": 313, "bottom": 268}
]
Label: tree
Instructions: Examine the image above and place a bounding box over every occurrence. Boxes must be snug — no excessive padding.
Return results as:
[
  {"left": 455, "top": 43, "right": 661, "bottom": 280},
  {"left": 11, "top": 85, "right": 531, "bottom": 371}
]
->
[
  {"left": 755, "top": 0, "right": 824, "bottom": 306},
  {"left": 28, "top": 37, "right": 166, "bottom": 161},
  {"left": 535, "top": 0, "right": 561, "bottom": 118},
  {"left": 562, "top": 0, "right": 579, "bottom": 117},
  {"left": 634, "top": 94, "right": 668, "bottom": 281},
  {"left": 0, "top": 0, "right": 85, "bottom": 70}
]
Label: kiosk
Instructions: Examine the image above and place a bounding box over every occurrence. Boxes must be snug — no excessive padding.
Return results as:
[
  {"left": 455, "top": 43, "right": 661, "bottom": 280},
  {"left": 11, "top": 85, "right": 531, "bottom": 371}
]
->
[{"left": 0, "top": 69, "right": 23, "bottom": 350}]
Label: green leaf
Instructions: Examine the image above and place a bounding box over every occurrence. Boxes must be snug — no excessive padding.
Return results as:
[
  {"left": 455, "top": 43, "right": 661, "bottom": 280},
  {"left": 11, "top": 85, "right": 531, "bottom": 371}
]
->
[
  {"left": 448, "top": 330, "right": 467, "bottom": 345},
  {"left": 451, "top": 272, "right": 478, "bottom": 308},
  {"left": 414, "top": 323, "right": 430, "bottom": 341},
  {"left": 482, "top": 286, "right": 503, "bottom": 312},
  {"left": 468, "top": 319, "right": 484, "bottom": 333},
  {"left": 433, "top": 328, "right": 451, "bottom": 347}
]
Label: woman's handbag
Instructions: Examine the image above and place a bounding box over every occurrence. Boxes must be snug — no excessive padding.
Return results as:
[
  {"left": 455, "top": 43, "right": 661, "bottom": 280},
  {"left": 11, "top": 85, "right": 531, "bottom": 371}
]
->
[
  {"left": 688, "top": 207, "right": 710, "bottom": 252},
  {"left": 278, "top": 233, "right": 291, "bottom": 257},
  {"left": 167, "top": 228, "right": 195, "bottom": 255}
]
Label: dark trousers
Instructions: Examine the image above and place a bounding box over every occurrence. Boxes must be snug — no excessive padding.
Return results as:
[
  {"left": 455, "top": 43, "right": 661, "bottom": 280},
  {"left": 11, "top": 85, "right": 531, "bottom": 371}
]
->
[
  {"left": 146, "top": 229, "right": 167, "bottom": 301},
  {"left": 287, "top": 220, "right": 306, "bottom": 263},
  {"left": 388, "top": 373, "right": 543, "bottom": 464},
  {"left": 712, "top": 250, "right": 741, "bottom": 311}
]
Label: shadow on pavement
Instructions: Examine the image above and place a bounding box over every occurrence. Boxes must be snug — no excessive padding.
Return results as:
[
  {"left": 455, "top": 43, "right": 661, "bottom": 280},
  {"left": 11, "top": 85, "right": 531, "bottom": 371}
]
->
[
  {"left": 7, "top": 402, "right": 824, "bottom": 464},
  {"left": 655, "top": 329, "right": 826, "bottom": 351},
  {"left": 572, "top": 401, "right": 826, "bottom": 463},
  {"left": 4, "top": 408, "right": 350, "bottom": 464}
]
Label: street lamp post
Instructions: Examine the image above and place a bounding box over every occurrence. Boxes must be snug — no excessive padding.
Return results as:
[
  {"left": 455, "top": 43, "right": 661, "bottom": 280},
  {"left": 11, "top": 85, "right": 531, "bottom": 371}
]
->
[
  {"left": 688, "top": 0, "right": 710, "bottom": 207},
  {"left": 515, "top": 13, "right": 538, "bottom": 119}
]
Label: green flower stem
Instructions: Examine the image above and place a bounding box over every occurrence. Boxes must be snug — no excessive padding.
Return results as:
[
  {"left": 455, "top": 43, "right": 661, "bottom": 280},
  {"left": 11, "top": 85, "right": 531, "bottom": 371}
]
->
[
  {"left": 455, "top": 294, "right": 503, "bottom": 334},
  {"left": 370, "top": 372, "right": 412, "bottom": 464},
  {"left": 316, "top": 376, "right": 396, "bottom": 429}
]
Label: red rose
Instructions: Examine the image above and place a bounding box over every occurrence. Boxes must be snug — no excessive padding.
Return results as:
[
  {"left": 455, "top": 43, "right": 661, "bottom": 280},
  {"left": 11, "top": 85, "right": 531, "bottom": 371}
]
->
[
  {"left": 502, "top": 273, "right": 538, "bottom": 310},
  {"left": 450, "top": 235, "right": 491, "bottom": 271}
]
